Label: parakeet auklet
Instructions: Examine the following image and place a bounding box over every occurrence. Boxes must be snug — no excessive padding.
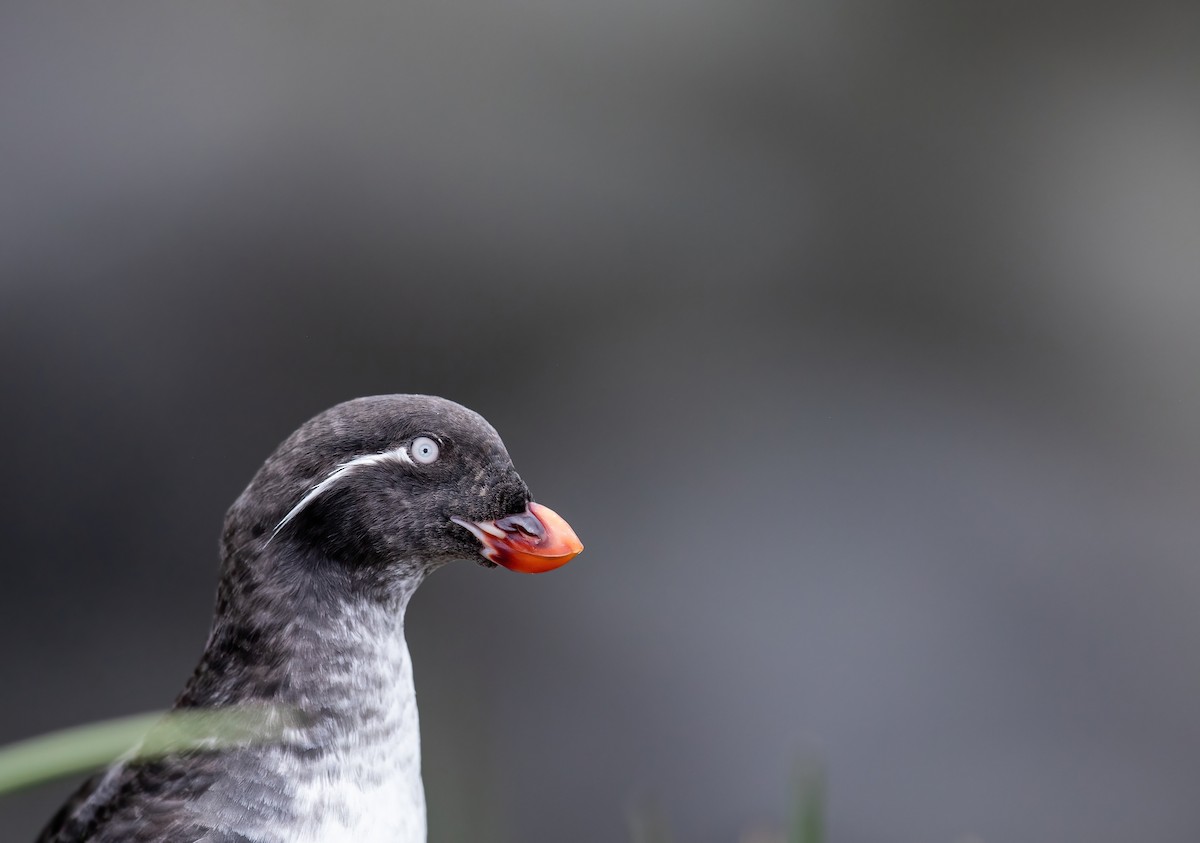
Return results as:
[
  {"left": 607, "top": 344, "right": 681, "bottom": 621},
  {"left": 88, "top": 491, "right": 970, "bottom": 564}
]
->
[{"left": 36, "top": 395, "right": 582, "bottom": 843}]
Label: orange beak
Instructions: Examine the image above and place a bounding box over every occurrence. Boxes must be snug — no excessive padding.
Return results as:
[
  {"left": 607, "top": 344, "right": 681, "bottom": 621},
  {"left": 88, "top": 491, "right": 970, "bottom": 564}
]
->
[{"left": 451, "top": 502, "right": 583, "bottom": 573}]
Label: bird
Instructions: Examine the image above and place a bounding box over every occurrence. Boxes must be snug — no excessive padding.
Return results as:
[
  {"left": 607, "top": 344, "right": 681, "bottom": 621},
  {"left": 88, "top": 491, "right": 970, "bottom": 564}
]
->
[{"left": 36, "top": 394, "right": 583, "bottom": 843}]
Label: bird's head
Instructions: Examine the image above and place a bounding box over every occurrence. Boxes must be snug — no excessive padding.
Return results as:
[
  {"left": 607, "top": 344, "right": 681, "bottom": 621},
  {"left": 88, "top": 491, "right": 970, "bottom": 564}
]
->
[{"left": 223, "top": 395, "right": 582, "bottom": 584}]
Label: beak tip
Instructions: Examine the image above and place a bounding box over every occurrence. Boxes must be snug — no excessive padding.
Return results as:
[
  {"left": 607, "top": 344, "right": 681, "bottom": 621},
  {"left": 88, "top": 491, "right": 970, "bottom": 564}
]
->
[{"left": 460, "top": 501, "right": 582, "bottom": 574}]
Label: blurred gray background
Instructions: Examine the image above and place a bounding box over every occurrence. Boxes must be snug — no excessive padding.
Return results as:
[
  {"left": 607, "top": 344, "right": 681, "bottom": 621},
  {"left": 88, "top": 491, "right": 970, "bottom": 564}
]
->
[{"left": 3, "top": 2, "right": 1199, "bottom": 841}]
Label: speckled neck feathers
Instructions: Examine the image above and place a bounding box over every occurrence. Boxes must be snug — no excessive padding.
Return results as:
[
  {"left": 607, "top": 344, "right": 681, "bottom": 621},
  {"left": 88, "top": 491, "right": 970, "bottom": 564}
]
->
[{"left": 166, "top": 537, "right": 430, "bottom": 841}]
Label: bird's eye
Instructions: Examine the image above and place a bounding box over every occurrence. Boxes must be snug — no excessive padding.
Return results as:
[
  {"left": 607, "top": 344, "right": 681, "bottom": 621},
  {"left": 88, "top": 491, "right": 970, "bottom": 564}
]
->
[{"left": 411, "top": 436, "right": 440, "bottom": 465}]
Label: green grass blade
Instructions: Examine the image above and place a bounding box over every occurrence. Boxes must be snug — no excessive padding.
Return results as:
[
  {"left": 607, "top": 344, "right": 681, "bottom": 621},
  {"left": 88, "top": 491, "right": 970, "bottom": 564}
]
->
[
  {"left": 628, "top": 798, "right": 673, "bottom": 843},
  {"left": 0, "top": 706, "right": 297, "bottom": 797},
  {"left": 789, "top": 760, "right": 826, "bottom": 843},
  {"left": 0, "top": 712, "right": 162, "bottom": 795}
]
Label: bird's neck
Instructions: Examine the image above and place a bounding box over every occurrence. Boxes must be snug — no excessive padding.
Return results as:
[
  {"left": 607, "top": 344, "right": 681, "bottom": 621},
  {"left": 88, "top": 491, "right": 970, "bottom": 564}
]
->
[
  {"left": 175, "top": 547, "right": 431, "bottom": 842},
  {"left": 182, "top": 542, "right": 427, "bottom": 710}
]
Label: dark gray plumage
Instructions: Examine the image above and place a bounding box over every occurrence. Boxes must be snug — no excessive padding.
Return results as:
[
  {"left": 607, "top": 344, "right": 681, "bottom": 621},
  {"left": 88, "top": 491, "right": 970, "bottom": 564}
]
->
[{"left": 37, "top": 395, "right": 581, "bottom": 843}]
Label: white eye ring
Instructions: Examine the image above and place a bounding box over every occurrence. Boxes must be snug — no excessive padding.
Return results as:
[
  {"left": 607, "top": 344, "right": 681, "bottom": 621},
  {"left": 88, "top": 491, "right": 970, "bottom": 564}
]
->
[{"left": 411, "top": 436, "right": 440, "bottom": 465}]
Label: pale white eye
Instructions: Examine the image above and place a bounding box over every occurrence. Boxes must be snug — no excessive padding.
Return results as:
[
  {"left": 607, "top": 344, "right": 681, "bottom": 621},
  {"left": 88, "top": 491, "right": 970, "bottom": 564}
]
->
[{"left": 411, "top": 436, "right": 440, "bottom": 464}]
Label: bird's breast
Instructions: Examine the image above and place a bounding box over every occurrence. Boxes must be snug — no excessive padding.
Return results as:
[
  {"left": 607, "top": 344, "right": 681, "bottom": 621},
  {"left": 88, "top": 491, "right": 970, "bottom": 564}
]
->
[
  {"left": 285, "top": 607, "right": 426, "bottom": 843},
  {"left": 188, "top": 603, "right": 427, "bottom": 843}
]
